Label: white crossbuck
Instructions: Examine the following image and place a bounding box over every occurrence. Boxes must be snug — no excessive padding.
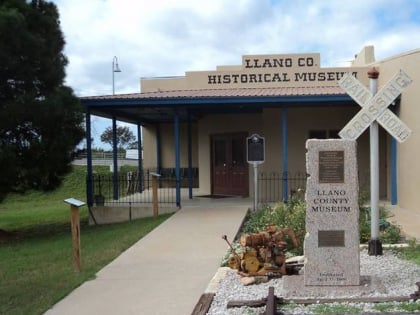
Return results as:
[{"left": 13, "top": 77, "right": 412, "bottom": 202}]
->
[{"left": 338, "top": 70, "right": 412, "bottom": 143}]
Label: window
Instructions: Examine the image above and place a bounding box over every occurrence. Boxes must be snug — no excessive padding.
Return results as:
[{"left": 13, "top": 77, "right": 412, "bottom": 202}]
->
[
  {"left": 231, "top": 138, "right": 245, "bottom": 167},
  {"left": 214, "top": 140, "right": 226, "bottom": 166}
]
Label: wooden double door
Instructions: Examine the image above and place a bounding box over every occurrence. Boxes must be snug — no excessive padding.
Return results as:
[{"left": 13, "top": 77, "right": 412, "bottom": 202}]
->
[{"left": 211, "top": 133, "right": 249, "bottom": 196}]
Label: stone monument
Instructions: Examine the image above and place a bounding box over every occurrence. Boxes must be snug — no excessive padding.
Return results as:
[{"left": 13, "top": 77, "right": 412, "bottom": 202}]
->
[{"left": 304, "top": 139, "right": 360, "bottom": 286}]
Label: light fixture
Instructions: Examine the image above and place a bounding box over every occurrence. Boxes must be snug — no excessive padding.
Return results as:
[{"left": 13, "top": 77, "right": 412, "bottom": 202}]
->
[{"left": 112, "top": 56, "right": 122, "bottom": 95}]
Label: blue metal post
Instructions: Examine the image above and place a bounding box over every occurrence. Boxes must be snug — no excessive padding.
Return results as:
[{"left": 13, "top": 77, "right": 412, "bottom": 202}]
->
[
  {"left": 112, "top": 117, "right": 119, "bottom": 200},
  {"left": 187, "top": 113, "right": 193, "bottom": 199},
  {"left": 86, "top": 110, "right": 93, "bottom": 206},
  {"left": 156, "top": 125, "right": 162, "bottom": 174},
  {"left": 282, "top": 108, "right": 289, "bottom": 203},
  {"left": 137, "top": 124, "right": 143, "bottom": 192},
  {"left": 391, "top": 137, "right": 397, "bottom": 205},
  {"left": 174, "top": 114, "right": 181, "bottom": 208}
]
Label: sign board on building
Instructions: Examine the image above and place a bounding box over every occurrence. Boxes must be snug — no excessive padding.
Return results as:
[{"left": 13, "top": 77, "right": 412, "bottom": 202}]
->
[
  {"left": 186, "top": 53, "right": 368, "bottom": 89},
  {"left": 247, "top": 134, "right": 265, "bottom": 163}
]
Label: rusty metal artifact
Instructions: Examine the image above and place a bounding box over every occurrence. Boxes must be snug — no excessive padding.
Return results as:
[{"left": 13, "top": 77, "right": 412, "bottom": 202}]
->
[{"left": 223, "top": 225, "right": 300, "bottom": 277}]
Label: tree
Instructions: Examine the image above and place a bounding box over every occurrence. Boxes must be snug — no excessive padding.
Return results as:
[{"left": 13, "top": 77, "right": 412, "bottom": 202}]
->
[
  {"left": 100, "top": 126, "right": 136, "bottom": 150},
  {"left": 0, "top": 0, "right": 85, "bottom": 199},
  {"left": 127, "top": 141, "right": 138, "bottom": 149}
]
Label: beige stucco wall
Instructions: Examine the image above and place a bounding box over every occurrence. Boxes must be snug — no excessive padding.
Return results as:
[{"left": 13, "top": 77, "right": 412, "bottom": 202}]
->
[
  {"left": 141, "top": 123, "right": 198, "bottom": 170},
  {"left": 141, "top": 52, "right": 369, "bottom": 92},
  {"left": 374, "top": 49, "right": 420, "bottom": 211},
  {"left": 140, "top": 46, "right": 419, "bottom": 202},
  {"left": 141, "top": 76, "right": 187, "bottom": 92},
  {"left": 251, "top": 107, "right": 364, "bottom": 194},
  {"left": 141, "top": 106, "right": 388, "bottom": 198},
  {"left": 142, "top": 126, "right": 157, "bottom": 169},
  {"left": 285, "top": 107, "right": 376, "bottom": 193}
]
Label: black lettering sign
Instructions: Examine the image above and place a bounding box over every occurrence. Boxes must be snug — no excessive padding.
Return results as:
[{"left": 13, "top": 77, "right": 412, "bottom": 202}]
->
[{"left": 247, "top": 134, "right": 265, "bottom": 163}]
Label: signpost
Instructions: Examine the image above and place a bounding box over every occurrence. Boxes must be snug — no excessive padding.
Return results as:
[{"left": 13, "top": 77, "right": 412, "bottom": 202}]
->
[
  {"left": 338, "top": 68, "right": 412, "bottom": 255},
  {"left": 64, "top": 198, "right": 86, "bottom": 272},
  {"left": 247, "top": 134, "right": 265, "bottom": 211}
]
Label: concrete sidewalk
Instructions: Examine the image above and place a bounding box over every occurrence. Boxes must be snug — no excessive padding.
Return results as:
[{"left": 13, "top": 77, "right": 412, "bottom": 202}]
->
[{"left": 44, "top": 201, "right": 249, "bottom": 315}]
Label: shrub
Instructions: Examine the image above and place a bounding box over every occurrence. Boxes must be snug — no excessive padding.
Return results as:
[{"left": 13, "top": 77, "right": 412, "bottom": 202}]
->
[
  {"left": 242, "top": 198, "right": 306, "bottom": 255},
  {"left": 241, "top": 195, "right": 402, "bottom": 257},
  {"left": 359, "top": 205, "right": 403, "bottom": 244},
  {"left": 381, "top": 224, "right": 401, "bottom": 244}
]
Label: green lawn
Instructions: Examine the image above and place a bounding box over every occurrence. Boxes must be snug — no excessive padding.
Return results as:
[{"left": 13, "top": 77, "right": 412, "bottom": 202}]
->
[{"left": 0, "top": 165, "right": 172, "bottom": 315}]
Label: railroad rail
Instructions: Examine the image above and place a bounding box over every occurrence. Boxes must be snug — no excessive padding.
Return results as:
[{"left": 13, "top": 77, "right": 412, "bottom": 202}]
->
[{"left": 227, "top": 282, "right": 420, "bottom": 315}]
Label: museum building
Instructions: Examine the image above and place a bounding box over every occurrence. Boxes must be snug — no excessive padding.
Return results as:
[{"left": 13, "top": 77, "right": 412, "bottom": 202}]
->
[{"left": 81, "top": 46, "right": 420, "bottom": 221}]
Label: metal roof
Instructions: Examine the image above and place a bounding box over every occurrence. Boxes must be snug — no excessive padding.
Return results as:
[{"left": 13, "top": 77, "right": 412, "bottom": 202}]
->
[
  {"left": 81, "top": 86, "right": 354, "bottom": 124},
  {"left": 82, "top": 86, "right": 346, "bottom": 100}
]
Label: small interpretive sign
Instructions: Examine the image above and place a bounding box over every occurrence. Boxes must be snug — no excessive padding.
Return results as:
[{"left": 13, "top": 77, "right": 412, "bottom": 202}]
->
[{"left": 247, "top": 134, "right": 265, "bottom": 163}]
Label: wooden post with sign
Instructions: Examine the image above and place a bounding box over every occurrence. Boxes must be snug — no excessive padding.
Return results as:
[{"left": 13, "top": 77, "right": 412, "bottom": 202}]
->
[
  {"left": 247, "top": 134, "right": 265, "bottom": 211},
  {"left": 64, "top": 198, "right": 86, "bottom": 272},
  {"left": 150, "top": 172, "right": 161, "bottom": 217}
]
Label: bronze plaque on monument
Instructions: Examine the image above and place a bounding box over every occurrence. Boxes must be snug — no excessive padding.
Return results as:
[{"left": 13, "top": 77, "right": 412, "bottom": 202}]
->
[
  {"left": 319, "top": 151, "right": 344, "bottom": 183},
  {"left": 318, "top": 230, "right": 345, "bottom": 247}
]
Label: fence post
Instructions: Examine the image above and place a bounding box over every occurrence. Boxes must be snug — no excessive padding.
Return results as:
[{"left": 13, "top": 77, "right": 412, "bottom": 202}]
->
[
  {"left": 282, "top": 171, "right": 288, "bottom": 203},
  {"left": 150, "top": 172, "right": 161, "bottom": 217},
  {"left": 64, "top": 198, "right": 85, "bottom": 272}
]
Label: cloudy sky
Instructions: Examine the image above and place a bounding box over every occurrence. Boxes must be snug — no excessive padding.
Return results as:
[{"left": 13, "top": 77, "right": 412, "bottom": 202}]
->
[{"left": 50, "top": 0, "right": 420, "bottom": 148}]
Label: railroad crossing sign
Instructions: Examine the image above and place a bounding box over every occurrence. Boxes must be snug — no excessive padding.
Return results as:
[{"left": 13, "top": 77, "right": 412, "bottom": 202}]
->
[{"left": 338, "top": 69, "right": 412, "bottom": 142}]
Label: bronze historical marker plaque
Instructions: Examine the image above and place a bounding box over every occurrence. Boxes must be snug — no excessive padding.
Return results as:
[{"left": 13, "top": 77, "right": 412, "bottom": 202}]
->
[
  {"left": 318, "top": 230, "right": 345, "bottom": 247},
  {"left": 247, "top": 134, "right": 265, "bottom": 163},
  {"left": 319, "top": 151, "right": 344, "bottom": 183}
]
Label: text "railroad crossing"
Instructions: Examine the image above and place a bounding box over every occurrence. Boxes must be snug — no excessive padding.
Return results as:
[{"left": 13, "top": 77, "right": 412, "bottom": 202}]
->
[{"left": 338, "top": 69, "right": 412, "bottom": 142}]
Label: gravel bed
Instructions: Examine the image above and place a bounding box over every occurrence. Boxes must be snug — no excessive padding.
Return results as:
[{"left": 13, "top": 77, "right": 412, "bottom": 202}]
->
[{"left": 207, "top": 249, "right": 420, "bottom": 314}]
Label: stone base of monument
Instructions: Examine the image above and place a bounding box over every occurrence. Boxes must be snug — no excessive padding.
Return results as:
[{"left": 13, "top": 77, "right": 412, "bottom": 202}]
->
[
  {"left": 368, "top": 239, "right": 383, "bottom": 256},
  {"left": 283, "top": 275, "right": 387, "bottom": 298},
  {"left": 304, "top": 139, "right": 360, "bottom": 286}
]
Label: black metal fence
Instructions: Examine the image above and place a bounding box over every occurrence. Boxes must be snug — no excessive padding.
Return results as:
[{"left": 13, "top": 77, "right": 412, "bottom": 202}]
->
[
  {"left": 88, "top": 169, "right": 305, "bottom": 206},
  {"left": 89, "top": 168, "right": 199, "bottom": 206},
  {"left": 258, "top": 171, "right": 307, "bottom": 203}
]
